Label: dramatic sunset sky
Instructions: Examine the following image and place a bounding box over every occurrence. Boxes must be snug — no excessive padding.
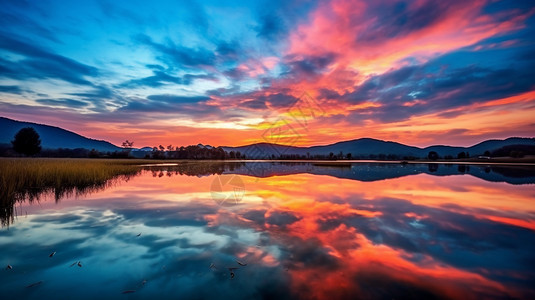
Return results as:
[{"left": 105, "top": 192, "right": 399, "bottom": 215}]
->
[{"left": 1, "top": 0, "right": 534, "bottom": 148}]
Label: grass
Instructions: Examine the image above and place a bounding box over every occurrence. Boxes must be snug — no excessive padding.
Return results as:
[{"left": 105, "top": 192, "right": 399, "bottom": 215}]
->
[{"left": 0, "top": 158, "right": 142, "bottom": 226}]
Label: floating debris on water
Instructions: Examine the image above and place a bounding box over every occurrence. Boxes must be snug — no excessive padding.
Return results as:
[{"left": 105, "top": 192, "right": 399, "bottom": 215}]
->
[
  {"left": 236, "top": 260, "right": 247, "bottom": 266},
  {"left": 26, "top": 281, "right": 43, "bottom": 288},
  {"left": 49, "top": 252, "right": 56, "bottom": 258},
  {"left": 136, "top": 233, "right": 142, "bottom": 237},
  {"left": 69, "top": 261, "right": 78, "bottom": 267},
  {"left": 122, "top": 290, "right": 136, "bottom": 294},
  {"left": 6, "top": 265, "right": 13, "bottom": 270},
  {"left": 228, "top": 267, "right": 238, "bottom": 279},
  {"left": 77, "top": 261, "right": 82, "bottom": 268}
]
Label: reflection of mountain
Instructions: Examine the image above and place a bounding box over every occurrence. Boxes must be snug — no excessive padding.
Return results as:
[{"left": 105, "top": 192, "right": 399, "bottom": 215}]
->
[
  {"left": 147, "top": 162, "right": 535, "bottom": 185},
  {"left": 220, "top": 162, "right": 535, "bottom": 185}
]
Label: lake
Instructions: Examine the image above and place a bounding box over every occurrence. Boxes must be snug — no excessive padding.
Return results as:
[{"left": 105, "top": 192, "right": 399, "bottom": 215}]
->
[{"left": 1, "top": 162, "right": 535, "bottom": 299}]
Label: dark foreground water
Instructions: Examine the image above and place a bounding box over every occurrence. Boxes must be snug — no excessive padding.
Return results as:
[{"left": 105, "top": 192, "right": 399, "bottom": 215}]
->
[{"left": 1, "top": 162, "right": 535, "bottom": 299}]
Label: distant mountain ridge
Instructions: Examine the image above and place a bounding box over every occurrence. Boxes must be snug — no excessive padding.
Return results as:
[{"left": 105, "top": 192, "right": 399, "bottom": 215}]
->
[
  {"left": 1, "top": 116, "right": 533, "bottom": 157},
  {"left": 223, "top": 137, "right": 535, "bottom": 159},
  {"left": 0, "top": 117, "right": 121, "bottom": 152}
]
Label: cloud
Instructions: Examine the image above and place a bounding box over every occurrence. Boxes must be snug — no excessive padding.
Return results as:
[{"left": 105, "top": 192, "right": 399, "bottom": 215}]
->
[
  {"left": 286, "top": 0, "right": 531, "bottom": 79},
  {"left": 339, "top": 55, "right": 535, "bottom": 122},
  {"left": 121, "top": 71, "right": 187, "bottom": 87},
  {"left": 240, "top": 99, "right": 268, "bottom": 110},
  {"left": 266, "top": 211, "right": 301, "bottom": 227},
  {"left": 120, "top": 70, "right": 217, "bottom": 88},
  {"left": 254, "top": 0, "right": 319, "bottom": 41},
  {"left": 215, "top": 40, "right": 241, "bottom": 58},
  {"left": 96, "top": 0, "right": 148, "bottom": 26},
  {"left": 234, "top": 92, "right": 299, "bottom": 111},
  {"left": 134, "top": 34, "right": 216, "bottom": 69},
  {"left": 263, "top": 93, "right": 299, "bottom": 108},
  {"left": 0, "top": 34, "right": 98, "bottom": 85},
  {"left": 356, "top": 1, "right": 456, "bottom": 43},
  {"left": 69, "top": 85, "right": 114, "bottom": 99},
  {"left": 0, "top": 3, "right": 61, "bottom": 43},
  {"left": 35, "top": 98, "right": 89, "bottom": 108},
  {"left": 282, "top": 53, "right": 337, "bottom": 78},
  {"left": 256, "top": 13, "right": 287, "bottom": 40},
  {"left": 0, "top": 85, "right": 23, "bottom": 94},
  {"left": 118, "top": 94, "right": 221, "bottom": 118},
  {"left": 146, "top": 94, "right": 210, "bottom": 103}
]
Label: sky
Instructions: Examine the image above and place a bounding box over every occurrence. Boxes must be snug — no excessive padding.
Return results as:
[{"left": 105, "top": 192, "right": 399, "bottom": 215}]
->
[{"left": 0, "top": 0, "right": 534, "bottom": 148}]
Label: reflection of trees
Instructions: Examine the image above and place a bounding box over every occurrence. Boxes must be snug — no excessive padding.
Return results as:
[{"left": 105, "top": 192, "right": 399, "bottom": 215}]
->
[
  {"left": 145, "top": 162, "right": 245, "bottom": 177},
  {"left": 428, "top": 163, "right": 438, "bottom": 173},
  {"left": 458, "top": 165, "right": 469, "bottom": 173},
  {"left": 312, "top": 162, "right": 352, "bottom": 168},
  {"left": 490, "top": 166, "right": 535, "bottom": 178}
]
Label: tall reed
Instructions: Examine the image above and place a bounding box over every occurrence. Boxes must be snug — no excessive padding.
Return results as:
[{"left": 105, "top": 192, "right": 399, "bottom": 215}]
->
[{"left": 0, "top": 158, "right": 141, "bottom": 226}]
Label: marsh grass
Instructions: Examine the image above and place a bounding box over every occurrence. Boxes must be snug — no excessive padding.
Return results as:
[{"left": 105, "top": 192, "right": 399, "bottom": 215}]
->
[{"left": 0, "top": 158, "right": 142, "bottom": 226}]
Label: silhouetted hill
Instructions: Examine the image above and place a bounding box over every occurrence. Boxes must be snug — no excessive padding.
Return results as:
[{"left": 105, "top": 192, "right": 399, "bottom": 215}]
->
[
  {"left": 424, "top": 138, "right": 535, "bottom": 157},
  {"left": 223, "top": 137, "right": 535, "bottom": 159},
  {"left": 0, "top": 117, "right": 121, "bottom": 152},
  {"left": 307, "top": 138, "right": 422, "bottom": 157}
]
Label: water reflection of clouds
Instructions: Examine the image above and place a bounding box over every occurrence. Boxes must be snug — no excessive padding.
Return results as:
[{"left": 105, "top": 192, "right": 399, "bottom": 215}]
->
[
  {"left": 1, "top": 204, "right": 290, "bottom": 299},
  {"left": 1, "top": 167, "right": 535, "bottom": 299}
]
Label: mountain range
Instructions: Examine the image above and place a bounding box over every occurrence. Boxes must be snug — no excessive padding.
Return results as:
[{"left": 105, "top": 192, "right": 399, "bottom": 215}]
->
[
  {"left": 0, "top": 117, "right": 121, "bottom": 152},
  {"left": 1, "top": 116, "right": 534, "bottom": 158},
  {"left": 222, "top": 137, "right": 535, "bottom": 159}
]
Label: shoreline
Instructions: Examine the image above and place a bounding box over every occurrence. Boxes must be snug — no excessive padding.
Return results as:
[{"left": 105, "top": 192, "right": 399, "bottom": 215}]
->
[{"left": 3, "top": 157, "right": 535, "bottom": 167}]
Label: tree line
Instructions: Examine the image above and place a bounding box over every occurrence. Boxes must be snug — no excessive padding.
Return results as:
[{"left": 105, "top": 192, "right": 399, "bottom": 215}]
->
[{"left": 147, "top": 145, "right": 232, "bottom": 160}]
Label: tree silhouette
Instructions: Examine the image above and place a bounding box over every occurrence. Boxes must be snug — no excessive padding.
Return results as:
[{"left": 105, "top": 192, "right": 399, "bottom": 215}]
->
[
  {"left": 427, "top": 151, "right": 439, "bottom": 160},
  {"left": 12, "top": 127, "right": 41, "bottom": 156},
  {"left": 122, "top": 140, "right": 134, "bottom": 148}
]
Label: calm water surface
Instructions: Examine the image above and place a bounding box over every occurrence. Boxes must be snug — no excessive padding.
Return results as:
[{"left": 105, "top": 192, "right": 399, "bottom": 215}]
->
[{"left": 1, "top": 162, "right": 535, "bottom": 299}]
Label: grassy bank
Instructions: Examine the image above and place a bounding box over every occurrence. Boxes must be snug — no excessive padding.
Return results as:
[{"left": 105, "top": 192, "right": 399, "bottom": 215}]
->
[
  {"left": 0, "top": 158, "right": 142, "bottom": 200},
  {"left": 0, "top": 158, "right": 143, "bottom": 226}
]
